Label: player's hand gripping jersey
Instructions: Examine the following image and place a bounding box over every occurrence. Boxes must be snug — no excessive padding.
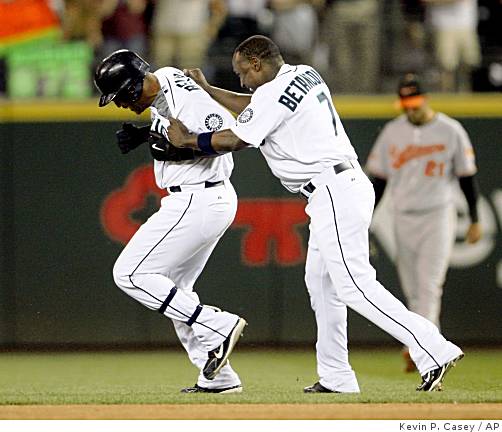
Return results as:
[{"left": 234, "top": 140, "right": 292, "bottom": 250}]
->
[{"left": 150, "top": 67, "right": 234, "bottom": 189}]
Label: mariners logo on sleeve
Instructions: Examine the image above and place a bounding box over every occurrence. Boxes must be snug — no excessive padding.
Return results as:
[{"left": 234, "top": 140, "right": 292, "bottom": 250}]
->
[
  {"left": 204, "top": 113, "right": 224, "bottom": 131},
  {"left": 238, "top": 108, "right": 253, "bottom": 123}
]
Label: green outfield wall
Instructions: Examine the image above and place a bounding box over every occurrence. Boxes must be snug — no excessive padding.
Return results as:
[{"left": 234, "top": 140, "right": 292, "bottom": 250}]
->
[{"left": 0, "top": 96, "right": 501, "bottom": 347}]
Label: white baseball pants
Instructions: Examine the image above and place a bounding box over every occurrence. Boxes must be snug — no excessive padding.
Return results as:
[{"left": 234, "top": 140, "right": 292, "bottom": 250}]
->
[
  {"left": 303, "top": 162, "right": 463, "bottom": 392},
  {"left": 394, "top": 205, "right": 456, "bottom": 328},
  {"left": 113, "top": 180, "right": 241, "bottom": 388}
]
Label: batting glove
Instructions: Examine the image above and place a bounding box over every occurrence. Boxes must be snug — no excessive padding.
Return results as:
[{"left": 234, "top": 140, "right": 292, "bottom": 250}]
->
[{"left": 116, "top": 122, "right": 150, "bottom": 154}]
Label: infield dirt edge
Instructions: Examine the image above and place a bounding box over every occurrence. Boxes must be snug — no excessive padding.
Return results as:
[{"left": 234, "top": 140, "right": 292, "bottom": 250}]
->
[{"left": 0, "top": 404, "right": 501, "bottom": 420}]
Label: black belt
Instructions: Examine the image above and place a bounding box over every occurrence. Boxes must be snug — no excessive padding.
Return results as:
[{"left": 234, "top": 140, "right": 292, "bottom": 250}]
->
[
  {"left": 300, "top": 161, "right": 354, "bottom": 199},
  {"left": 169, "top": 180, "right": 223, "bottom": 193}
]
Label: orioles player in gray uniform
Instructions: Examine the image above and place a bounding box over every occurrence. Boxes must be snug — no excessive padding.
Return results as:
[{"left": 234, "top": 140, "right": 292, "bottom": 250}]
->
[
  {"left": 166, "top": 35, "right": 464, "bottom": 393},
  {"left": 366, "top": 74, "right": 482, "bottom": 372},
  {"left": 94, "top": 50, "right": 246, "bottom": 393}
]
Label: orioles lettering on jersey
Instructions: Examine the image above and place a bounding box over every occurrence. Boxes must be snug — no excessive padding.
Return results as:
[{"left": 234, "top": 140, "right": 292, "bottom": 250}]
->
[
  {"left": 390, "top": 143, "right": 446, "bottom": 169},
  {"left": 278, "top": 68, "right": 324, "bottom": 112}
]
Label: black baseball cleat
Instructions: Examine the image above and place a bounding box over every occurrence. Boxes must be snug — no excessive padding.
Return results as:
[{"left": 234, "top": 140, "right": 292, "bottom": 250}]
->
[
  {"left": 416, "top": 354, "right": 464, "bottom": 392},
  {"left": 203, "top": 317, "right": 247, "bottom": 380},
  {"left": 181, "top": 384, "right": 242, "bottom": 394},
  {"left": 303, "top": 382, "right": 340, "bottom": 393}
]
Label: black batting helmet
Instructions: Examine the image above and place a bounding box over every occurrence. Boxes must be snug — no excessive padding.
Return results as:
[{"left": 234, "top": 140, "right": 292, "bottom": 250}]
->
[{"left": 94, "top": 49, "right": 150, "bottom": 107}]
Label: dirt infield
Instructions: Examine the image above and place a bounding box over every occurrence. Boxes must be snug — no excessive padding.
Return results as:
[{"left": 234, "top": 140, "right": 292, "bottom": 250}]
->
[{"left": 0, "top": 404, "right": 501, "bottom": 420}]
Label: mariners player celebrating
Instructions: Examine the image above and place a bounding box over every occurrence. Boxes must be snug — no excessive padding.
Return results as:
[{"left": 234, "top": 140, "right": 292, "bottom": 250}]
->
[
  {"left": 94, "top": 50, "right": 246, "bottom": 393},
  {"left": 367, "top": 74, "right": 481, "bottom": 372},
  {"left": 167, "top": 35, "right": 464, "bottom": 393}
]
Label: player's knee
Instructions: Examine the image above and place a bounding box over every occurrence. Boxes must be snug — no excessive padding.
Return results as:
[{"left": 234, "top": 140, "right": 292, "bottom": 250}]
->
[
  {"left": 112, "top": 259, "right": 131, "bottom": 290},
  {"left": 336, "top": 280, "right": 365, "bottom": 304}
]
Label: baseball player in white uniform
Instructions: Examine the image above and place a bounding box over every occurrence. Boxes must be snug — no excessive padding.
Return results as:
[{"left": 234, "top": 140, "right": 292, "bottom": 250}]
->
[
  {"left": 167, "top": 35, "right": 464, "bottom": 393},
  {"left": 94, "top": 49, "right": 246, "bottom": 394},
  {"left": 367, "top": 73, "right": 481, "bottom": 372}
]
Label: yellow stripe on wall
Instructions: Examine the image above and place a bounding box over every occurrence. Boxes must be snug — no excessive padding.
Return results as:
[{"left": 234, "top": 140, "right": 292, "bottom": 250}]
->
[
  {"left": 335, "top": 94, "right": 502, "bottom": 118},
  {"left": 0, "top": 100, "right": 150, "bottom": 122},
  {"left": 1, "top": 94, "right": 501, "bottom": 123}
]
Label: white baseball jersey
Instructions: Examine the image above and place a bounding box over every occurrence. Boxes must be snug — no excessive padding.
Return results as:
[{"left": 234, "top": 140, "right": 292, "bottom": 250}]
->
[
  {"left": 112, "top": 67, "right": 242, "bottom": 390},
  {"left": 230, "top": 64, "right": 358, "bottom": 193},
  {"left": 228, "top": 63, "right": 462, "bottom": 391},
  {"left": 366, "top": 112, "right": 477, "bottom": 212},
  {"left": 151, "top": 67, "right": 234, "bottom": 189}
]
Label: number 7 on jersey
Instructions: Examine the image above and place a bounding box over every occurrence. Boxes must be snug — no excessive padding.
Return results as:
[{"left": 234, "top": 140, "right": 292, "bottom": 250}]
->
[{"left": 317, "top": 91, "right": 338, "bottom": 136}]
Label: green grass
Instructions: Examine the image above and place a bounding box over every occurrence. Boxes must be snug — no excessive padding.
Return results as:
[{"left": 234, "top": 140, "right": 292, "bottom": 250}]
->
[{"left": 0, "top": 348, "right": 501, "bottom": 404}]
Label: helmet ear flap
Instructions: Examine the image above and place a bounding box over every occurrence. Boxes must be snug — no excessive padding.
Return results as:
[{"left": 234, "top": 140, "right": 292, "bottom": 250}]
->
[{"left": 114, "top": 77, "right": 145, "bottom": 105}]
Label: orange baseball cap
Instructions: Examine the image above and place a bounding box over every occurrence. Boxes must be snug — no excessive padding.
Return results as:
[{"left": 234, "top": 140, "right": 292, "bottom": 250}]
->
[{"left": 396, "top": 73, "right": 426, "bottom": 109}]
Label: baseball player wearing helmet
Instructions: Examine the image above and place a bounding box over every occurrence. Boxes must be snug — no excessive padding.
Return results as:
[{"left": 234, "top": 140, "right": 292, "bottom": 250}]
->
[
  {"left": 366, "top": 73, "right": 481, "bottom": 372},
  {"left": 166, "top": 35, "right": 464, "bottom": 393},
  {"left": 94, "top": 49, "right": 246, "bottom": 394}
]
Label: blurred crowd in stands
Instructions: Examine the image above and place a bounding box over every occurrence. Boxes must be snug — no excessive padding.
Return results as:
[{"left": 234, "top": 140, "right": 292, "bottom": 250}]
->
[{"left": 0, "top": 0, "right": 501, "bottom": 99}]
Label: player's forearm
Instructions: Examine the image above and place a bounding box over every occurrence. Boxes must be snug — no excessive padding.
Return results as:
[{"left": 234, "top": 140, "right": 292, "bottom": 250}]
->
[
  {"left": 203, "top": 86, "right": 251, "bottom": 114},
  {"left": 459, "top": 175, "right": 479, "bottom": 223},
  {"left": 193, "top": 150, "right": 221, "bottom": 159},
  {"left": 179, "top": 129, "right": 248, "bottom": 153},
  {"left": 210, "top": 130, "right": 249, "bottom": 152}
]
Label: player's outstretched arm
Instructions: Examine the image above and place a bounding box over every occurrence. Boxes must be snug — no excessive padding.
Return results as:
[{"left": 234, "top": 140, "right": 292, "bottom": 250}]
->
[
  {"left": 167, "top": 117, "right": 248, "bottom": 153},
  {"left": 184, "top": 68, "right": 251, "bottom": 114}
]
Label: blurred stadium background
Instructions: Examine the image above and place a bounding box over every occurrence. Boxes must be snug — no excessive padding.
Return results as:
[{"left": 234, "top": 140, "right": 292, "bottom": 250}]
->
[{"left": 0, "top": 0, "right": 501, "bottom": 353}]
